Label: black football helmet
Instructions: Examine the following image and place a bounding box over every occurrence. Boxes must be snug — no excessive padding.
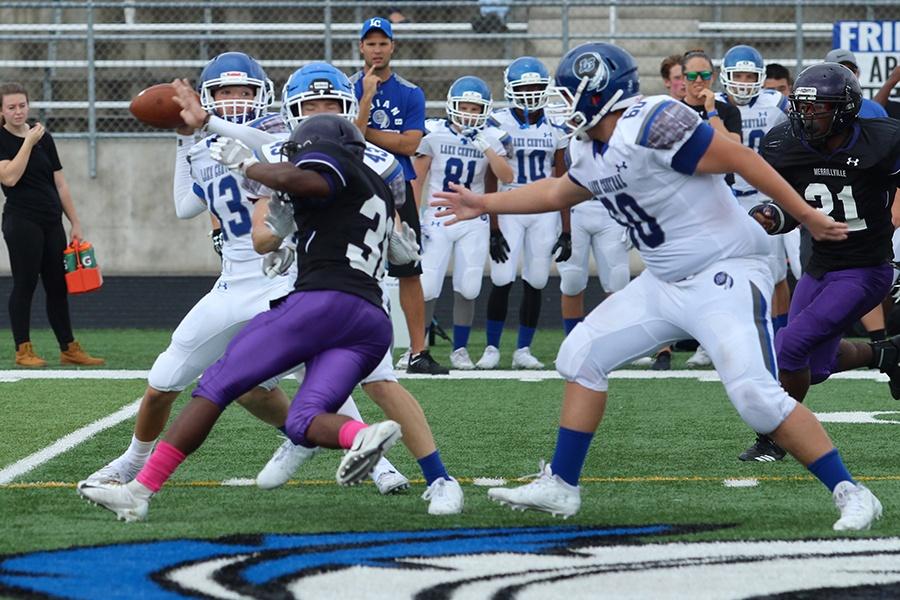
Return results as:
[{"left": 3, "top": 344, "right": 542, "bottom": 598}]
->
[
  {"left": 788, "top": 63, "right": 862, "bottom": 143},
  {"left": 281, "top": 113, "right": 366, "bottom": 161}
]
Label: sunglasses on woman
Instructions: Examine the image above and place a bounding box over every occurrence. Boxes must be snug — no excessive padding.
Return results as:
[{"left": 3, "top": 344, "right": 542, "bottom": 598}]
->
[{"left": 684, "top": 70, "right": 713, "bottom": 81}]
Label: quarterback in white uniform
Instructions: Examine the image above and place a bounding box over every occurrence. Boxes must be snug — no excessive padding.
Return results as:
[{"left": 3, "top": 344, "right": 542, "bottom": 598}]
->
[
  {"left": 433, "top": 43, "right": 881, "bottom": 532},
  {"left": 414, "top": 76, "right": 513, "bottom": 370},
  {"left": 184, "top": 62, "right": 464, "bottom": 513},
  {"left": 475, "top": 57, "right": 570, "bottom": 370},
  {"left": 718, "top": 45, "right": 796, "bottom": 355}
]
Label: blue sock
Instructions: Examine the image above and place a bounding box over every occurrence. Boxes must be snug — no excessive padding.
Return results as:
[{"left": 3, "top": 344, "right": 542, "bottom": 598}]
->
[
  {"left": 453, "top": 325, "right": 471, "bottom": 350},
  {"left": 517, "top": 325, "right": 536, "bottom": 349},
  {"left": 807, "top": 448, "right": 854, "bottom": 492},
  {"left": 550, "top": 427, "right": 594, "bottom": 486},
  {"left": 486, "top": 319, "right": 504, "bottom": 348},
  {"left": 417, "top": 450, "right": 450, "bottom": 485},
  {"left": 772, "top": 313, "right": 788, "bottom": 336},
  {"left": 563, "top": 317, "right": 583, "bottom": 335}
]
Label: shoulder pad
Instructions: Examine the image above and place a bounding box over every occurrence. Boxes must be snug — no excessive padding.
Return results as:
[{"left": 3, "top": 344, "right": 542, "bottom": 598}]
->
[{"left": 634, "top": 100, "right": 700, "bottom": 150}]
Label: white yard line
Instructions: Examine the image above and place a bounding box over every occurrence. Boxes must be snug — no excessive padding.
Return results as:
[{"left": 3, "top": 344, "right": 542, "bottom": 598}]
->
[{"left": 0, "top": 396, "right": 142, "bottom": 484}]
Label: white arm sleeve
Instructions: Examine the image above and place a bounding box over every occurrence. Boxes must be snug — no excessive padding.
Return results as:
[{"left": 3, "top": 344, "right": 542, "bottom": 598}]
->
[
  {"left": 206, "top": 115, "right": 278, "bottom": 154},
  {"left": 172, "top": 134, "right": 206, "bottom": 220}
]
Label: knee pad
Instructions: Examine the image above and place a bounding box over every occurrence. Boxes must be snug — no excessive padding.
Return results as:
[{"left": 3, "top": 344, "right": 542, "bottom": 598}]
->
[
  {"left": 725, "top": 377, "right": 796, "bottom": 434},
  {"left": 456, "top": 267, "right": 484, "bottom": 300},
  {"left": 555, "top": 326, "right": 610, "bottom": 392},
  {"left": 147, "top": 345, "right": 198, "bottom": 392},
  {"left": 559, "top": 268, "right": 588, "bottom": 296},
  {"left": 523, "top": 269, "right": 550, "bottom": 291},
  {"left": 604, "top": 263, "right": 631, "bottom": 294}
]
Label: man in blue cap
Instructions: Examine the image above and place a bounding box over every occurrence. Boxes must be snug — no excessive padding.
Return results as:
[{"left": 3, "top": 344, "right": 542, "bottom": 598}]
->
[{"left": 352, "top": 17, "right": 448, "bottom": 375}]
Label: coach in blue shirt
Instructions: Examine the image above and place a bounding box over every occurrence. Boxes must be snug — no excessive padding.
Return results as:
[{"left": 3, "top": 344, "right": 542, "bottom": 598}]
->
[
  {"left": 351, "top": 17, "right": 447, "bottom": 375},
  {"left": 824, "top": 49, "right": 889, "bottom": 119}
]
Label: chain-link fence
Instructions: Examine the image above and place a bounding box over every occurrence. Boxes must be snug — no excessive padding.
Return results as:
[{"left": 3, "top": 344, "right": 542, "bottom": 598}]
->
[{"left": 2, "top": 0, "right": 900, "bottom": 171}]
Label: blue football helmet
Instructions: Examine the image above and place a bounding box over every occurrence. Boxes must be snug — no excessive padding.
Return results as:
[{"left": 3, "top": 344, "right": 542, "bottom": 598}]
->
[
  {"left": 198, "top": 52, "right": 274, "bottom": 124},
  {"left": 504, "top": 56, "right": 551, "bottom": 111},
  {"left": 553, "top": 42, "right": 640, "bottom": 140},
  {"left": 789, "top": 63, "right": 861, "bottom": 142},
  {"left": 721, "top": 45, "right": 765, "bottom": 105},
  {"left": 446, "top": 76, "right": 493, "bottom": 130},
  {"left": 281, "top": 62, "right": 359, "bottom": 130}
]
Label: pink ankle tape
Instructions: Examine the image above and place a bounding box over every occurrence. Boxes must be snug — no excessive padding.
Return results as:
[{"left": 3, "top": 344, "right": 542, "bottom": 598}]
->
[
  {"left": 135, "top": 441, "right": 187, "bottom": 492},
  {"left": 338, "top": 420, "right": 368, "bottom": 449}
]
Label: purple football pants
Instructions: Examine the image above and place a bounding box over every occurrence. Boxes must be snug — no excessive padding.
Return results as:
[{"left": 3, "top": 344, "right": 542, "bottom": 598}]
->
[
  {"left": 776, "top": 264, "right": 892, "bottom": 384},
  {"left": 193, "top": 290, "right": 392, "bottom": 447}
]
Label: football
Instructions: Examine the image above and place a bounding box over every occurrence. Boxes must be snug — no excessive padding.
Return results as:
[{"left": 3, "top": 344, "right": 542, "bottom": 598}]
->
[{"left": 129, "top": 83, "right": 192, "bottom": 129}]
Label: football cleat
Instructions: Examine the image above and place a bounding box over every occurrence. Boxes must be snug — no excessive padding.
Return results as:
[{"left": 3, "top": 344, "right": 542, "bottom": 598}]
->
[
  {"left": 872, "top": 335, "right": 900, "bottom": 399},
  {"left": 651, "top": 351, "right": 672, "bottom": 371},
  {"left": 76, "top": 480, "right": 152, "bottom": 522},
  {"left": 337, "top": 420, "right": 402, "bottom": 486},
  {"left": 407, "top": 350, "right": 449, "bottom": 375},
  {"left": 395, "top": 348, "right": 411, "bottom": 369},
  {"left": 512, "top": 347, "right": 544, "bottom": 370},
  {"left": 374, "top": 469, "right": 411, "bottom": 495},
  {"left": 256, "top": 438, "right": 320, "bottom": 490},
  {"left": 83, "top": 456, "right": 143, "bottom": 485},
  {"left": 488, "top": 462, "right": 581, "bottom": 518},
  {"left": 449, "top": 347, "right": 476, "bottom": 370},
  {"left": 739, "top": 435, "right": 786, "bottom": 462},
  {"left": 476, "top": 345, "right": 501, "bottom": 369},
  {"left": 422, "top": 477, "right": 464, "bottom": 515},
  {"left": 685, "top": 345, "right": 712, "bottom": 367},
  {"left": 833, "top": 481, "right": 883, "bottom": 531}
]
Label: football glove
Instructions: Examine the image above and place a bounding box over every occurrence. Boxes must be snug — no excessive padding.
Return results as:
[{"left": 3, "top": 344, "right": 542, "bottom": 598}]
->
[
  {"left": 461, "top": 127, "right": 491, "bottom": 153},
  {"left": 209, "top": 228, "right": 224, "bottom": 259},
  {"left": 264, "top": 196, "right": 297, "bottom": 240},
  {"left": 209, "top": 137, "right": 258, "bottom": 176},
  {"left": 388, "top": 222, "right": 421, "bottom": 265},
  {"left": 552, "top": 231, "right": 572, "bottom": 262},
  {"left": 748, "top": 202, "right": 784, "bottom": 234},
  {"left": 490, "top": 228, "right": 510, "bottom": 263},
  {"left": 262, "top": 246, "right": 295, "bottom": 278}
]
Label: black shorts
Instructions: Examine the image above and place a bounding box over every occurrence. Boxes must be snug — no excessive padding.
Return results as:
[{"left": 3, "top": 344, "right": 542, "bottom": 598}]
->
[{"left": 388, "top": 180, "right": 423, "bottom": 277}]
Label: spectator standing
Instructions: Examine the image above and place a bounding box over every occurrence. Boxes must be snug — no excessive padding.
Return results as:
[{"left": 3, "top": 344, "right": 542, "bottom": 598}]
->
[
  {"left": 764, "top": 63, "right": 792, "bottom": 96},
  {"left": 660, "top": 54, "right": 686, "bottom": 100},
  {"left": 824, "top": 49, "right": 888, "bottom": 119},
  {"left": 0, "top": 83, "right": 103, "bottom": 367},
  {"left": 873, "top": 65, "right": 900, "bottom": 119},
  {"left": 352, "top": 17, "right": 448, "bottom": 374}
]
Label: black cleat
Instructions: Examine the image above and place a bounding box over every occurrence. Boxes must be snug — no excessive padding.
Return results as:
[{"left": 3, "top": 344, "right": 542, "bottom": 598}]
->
[
  {"left": 739, "top": 435, "right": 786, "bottom": 462},
  {"left": 407, "top": 350, "right": 449, "bottom": 375},
  {"left": 870, "top": 335, "right": 900, "bottom": 399},
  {"left": 651, "top": 351, "right": 671, "bottom": 371}
]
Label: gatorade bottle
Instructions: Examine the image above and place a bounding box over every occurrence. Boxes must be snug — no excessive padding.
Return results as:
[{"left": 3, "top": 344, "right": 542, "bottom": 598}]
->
[
  {"left": 63, "top": 244, "right": 78, "bottom": 273},
  {"left": 77, "top": 241, "right": 97, "bottom": 269}
]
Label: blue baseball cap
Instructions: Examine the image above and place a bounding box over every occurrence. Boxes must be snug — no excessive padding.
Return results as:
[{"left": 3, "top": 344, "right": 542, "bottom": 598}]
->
[{"left": 360, "top": 17, "right": 393, "bottom": 40}]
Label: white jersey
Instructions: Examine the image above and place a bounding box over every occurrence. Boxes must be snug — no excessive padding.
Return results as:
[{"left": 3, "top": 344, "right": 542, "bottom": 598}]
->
[
  {"left": 187, "top": 136, "right": 260, "bottom": 264},
  {"left": 566, "top": 95, "right": 770, "bottom": 282},
  {"left": 417, "top": 118, "right": 510, "bottom": 219},
  {"left": 488, "top": 108, "right": 568, "bottom": 190},
  {"left": 716, "top": 89, "right": 789, "bottom": 200}
]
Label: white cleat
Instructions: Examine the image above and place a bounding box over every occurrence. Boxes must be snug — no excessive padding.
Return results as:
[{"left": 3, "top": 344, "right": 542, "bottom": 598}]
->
[
  {"left": 488, "top": 462, "right": 581, "bottom": 518},
  {"left": 337, "top": 421, "right": 402, "bottom": 486},
  {"left": 256, "top": 438, "right": 321, "bottom": 490},
  {"left": 512, "top": 347, "right": 544, "bottom": 370},
  {"left": 395, "top": 348, "right": 411, "bottom": 369},
  {"left": 685, "top": 345, "right": 712, "bottom": 367},
  {"left": 422, "top": 477, "right": 464, "bottom": 515},
  {"left": 83, "top": 456, "right": 142, "bottom": 485},
  {"left": 833, "top": 481, "right": 883, "bottom": 531},
  {"left": 76, "top": 479, "right": 152, "bottom": 522},
  {"left": 450, "top": 347, "right": 476, "bottom": 370},
  {"left": 374, "top": 469, "right": 410, "bottom": 495},
  {"left": 630, "top": 356, "right": 653, "bottom": 367},
  {"left": 476, "top": 345, "right": 501, "bottom": 370}
]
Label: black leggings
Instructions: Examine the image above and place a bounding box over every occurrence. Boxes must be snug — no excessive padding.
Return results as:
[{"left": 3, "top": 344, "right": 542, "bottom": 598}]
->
[{"left": 2, "top": 213, "right": 73, "bottom": 349}]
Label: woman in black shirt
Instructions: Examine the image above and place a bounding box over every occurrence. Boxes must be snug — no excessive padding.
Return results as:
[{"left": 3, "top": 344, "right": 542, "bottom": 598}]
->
[
  {"left": 0, "top": 82, "right": 102, "bottom": 366},
  {"left": 680, "top": 49, "right": 742, "bottom": 142}
]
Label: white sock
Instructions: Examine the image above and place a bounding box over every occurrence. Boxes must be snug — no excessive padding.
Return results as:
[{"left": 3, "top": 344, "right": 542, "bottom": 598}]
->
[{"left": 122, "top": 435, "right": 155, "bottom": 466}]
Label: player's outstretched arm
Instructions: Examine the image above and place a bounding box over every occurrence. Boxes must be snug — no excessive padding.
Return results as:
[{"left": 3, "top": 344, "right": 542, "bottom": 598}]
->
[
  {"left": 244, "top": 163, "right": 332, "bottom": 200},
  {"left": 695, "top": 131, "right": 848, "bottom": 242},
  {"left": 432, "top": 176, "right": 591, "bottom": 225}
]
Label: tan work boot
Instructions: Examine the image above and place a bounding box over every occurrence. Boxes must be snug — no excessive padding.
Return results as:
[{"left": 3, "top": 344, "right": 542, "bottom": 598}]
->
[
  {"left": 60, "top": 341, "right": 105, "bottom": 366},
  {"left": 15, "top": 342, "right": 47, "bottom": 367}
]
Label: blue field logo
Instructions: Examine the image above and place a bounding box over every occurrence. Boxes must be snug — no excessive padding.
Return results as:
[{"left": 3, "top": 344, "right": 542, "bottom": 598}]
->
[{"left": 3, "top": 526, "right": 900, "bottom": 598}]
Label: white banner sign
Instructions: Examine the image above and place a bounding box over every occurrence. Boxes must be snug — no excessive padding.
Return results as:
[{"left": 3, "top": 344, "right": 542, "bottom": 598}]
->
[{"left": 833, "top": 21, "right": 900, "bottom": 99}]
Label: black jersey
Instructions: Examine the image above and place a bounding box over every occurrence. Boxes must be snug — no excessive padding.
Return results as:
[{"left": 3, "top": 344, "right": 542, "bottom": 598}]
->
[
  {"left": 761, "top": 119, "right": 900, "bottom": 277},
  {"left": 286, "top": 141, "right": 394, "bottom": 308}
]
